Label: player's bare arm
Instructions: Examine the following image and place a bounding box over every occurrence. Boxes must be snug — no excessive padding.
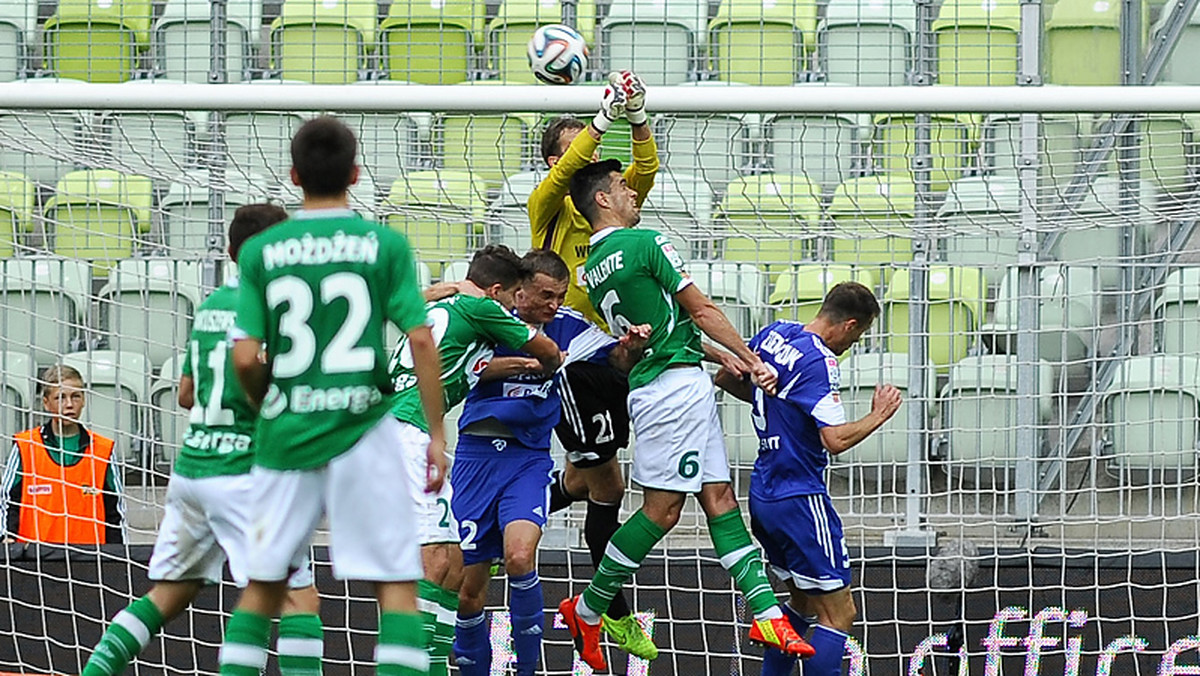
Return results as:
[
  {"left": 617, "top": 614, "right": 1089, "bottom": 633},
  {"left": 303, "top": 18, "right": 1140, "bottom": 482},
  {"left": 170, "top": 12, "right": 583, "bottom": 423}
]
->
[
  {"left": 231, "top": 338, "right": 269, "bottom": 409},
  {"left": 675, "top": 284, "right": 778, "bottom": 394},
  {"left": 819, "top": 384, "right": 903, "bottom": 455},
  {"left": 713, "top": 367, "right": 753, "bottom": 404},
  {"left": 177, "top": 374, "right": 195, "bottom": 409},
  {"left": 607, "top": 323, "right": 652, "bottom": 373},
  {"left": 478, "top": 357, "right": 544, "bottom": 381},
  {"left": 702, "top": 343, "right": 748, "bottom": 377},
  {"left": 522, "top": 333, "right": 566, "bottom": 373},
  {"left": 407, "top": 325, "right": 448, "bottom": 492}
]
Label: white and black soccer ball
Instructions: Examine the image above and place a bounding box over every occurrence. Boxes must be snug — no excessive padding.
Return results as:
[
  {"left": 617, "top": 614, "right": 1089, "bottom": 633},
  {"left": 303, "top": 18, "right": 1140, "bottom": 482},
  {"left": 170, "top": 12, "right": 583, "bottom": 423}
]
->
[{"left": 527, "top": 24, "right": 589, "bottom": 85}]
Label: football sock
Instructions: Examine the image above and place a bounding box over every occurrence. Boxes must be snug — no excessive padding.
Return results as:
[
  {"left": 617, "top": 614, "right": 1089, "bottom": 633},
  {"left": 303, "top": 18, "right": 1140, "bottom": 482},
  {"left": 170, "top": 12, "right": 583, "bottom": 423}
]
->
[
  {"left": 807, "top": 625, "right": 850, "bottom": 676},
  {"left": 508, "top": 571, "right": 544, "bottom": 676},
  {"left": 417, "top": 580, "right": 458, "bottom": 676},
  {"left": 278, "top": 613, "right": 324, "bottom": 676},
  {"left": 376, "top": 612, "right": 429, "bottom": 676},
  {"left": 761, "top": 605, "right": 810, "bottom": 676},
  {"left": 579, "top": 510, "right": 665, "bottom": 623},
  {"left": 453, "top": 611, "right": 490, "bottom": 676},
  {"left": 708, "top": 509, "right": 779, "bottom": 620},
  {"left": 584, "top": 499, "right": 632, "bottom": 619},
  {"left": 80, "top": 595, "right": 164, "bottom": 676},
  {"left": 548, "top": 469, "right": 578, "bottom": 513},
  {"left": 219, "top": 610, "right": 272, "bottom": 676}
]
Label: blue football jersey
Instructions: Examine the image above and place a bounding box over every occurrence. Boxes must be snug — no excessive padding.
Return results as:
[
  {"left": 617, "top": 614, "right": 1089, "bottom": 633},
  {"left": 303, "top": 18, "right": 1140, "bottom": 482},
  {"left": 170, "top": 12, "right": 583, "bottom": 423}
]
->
[
  {"left": 748, "top": 321, "right": 847, "bottom": 500},
  {"left": 459, "top": 307, "right": 616, "bottom": 450}
]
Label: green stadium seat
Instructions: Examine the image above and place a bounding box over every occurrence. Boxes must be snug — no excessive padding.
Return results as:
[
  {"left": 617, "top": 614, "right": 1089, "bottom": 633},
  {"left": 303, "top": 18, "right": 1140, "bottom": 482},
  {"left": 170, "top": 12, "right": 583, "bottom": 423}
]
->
[
  {"left": 1047, "top": 176, "right": 1158, "bottom": 289},
  {"left": 1101, "top": 354, "right": 1200, "bottom": 481},
  {"left": 0, "top": 170, "right": 36, "bottom": 257},
  {"left": 223, "top": 81, "right": 311, "bottom": 183},
  {"left": 819, "top": 0, "right": 915, "bottom": 85},
  {"left": 765, "top": 93, "right": 870, "bottom": 190},
  {"left": 98, "top": 259, "right": 204, "bottom": 369},
  {"left": 161, "top": 171, "right": 275, "bottom": 255},
  {"left": 44, "top": 169, "right": 154, "bottom": 272},
  {"left": 831, "top": 352, "right": 936, "bottom": 478},
  {"left": 885, "top": 265, "right": 986, "bottom": 369},
  {"left": 61, "top": 350, "right": 150, "bottom": 463},
  {"left": 486, "top": 170, "right": 542, "bottom": 251},
  {"left": 0, "top": 350, "right": 34, "bottom": 432},
  {"left": 150, "top": 351, "right": 185, "bottom": 465},
  {"left": 1154, "top": 268, "right": 1200, "bottom": 355},
  {"left": 438, "top": 81, "right": 539, "bottom": 187},
  {"left": 709, "top": 0, "right": 818, "bottom": 85},
  {"left": 984, "top": 265, "right": 1098, "bottom": 372},
  {"left": 941, "top": 354, "right": 1053, "bottom": 481},
  {"left": 1091, "top": 115, "right": 1193, "bottom": 196},
  {"left": 873, "top": 112, "right": 978, "bottom": 192},
  {"left": 981, "top": 112, "right": 1082, "bottom": 190},
  {"left": 98, "top": 79, "right": 207, "bottom": 182},
  {"left": 383, "top": 170, "right": 488, "bottom": 274},
  {"left": 1045, "top": 0, "right": 1146, "bottom": 85},
  {"left": 0, "top": 0, "right": 38, "bottom": 81},
  {"left": 381, "top": 0, "right": 486, "bottom": 84},
  {"left": 717, "top": 173, "right": 822, "bottom": 275},
  {"left": 43, "top": 0, "right": 153, "bottom": 83},
  {"left": 0, "top": 78, "right": 91, "bottom": 188},
  {"left": 489, "top": 0, "right": 597, "bottom": 82},
  {"left": 155, "top": 0, "right": 261, "bottom": 82},
  {"left": 603, "top": 0, "right": 710, "bottom": 85},
  {"left": 639, "top": 171, "right": 715, "bottom": 257},
  {"left": 687, "top": 260, "right": 766, "bottom": 337},
  {"left": 656, "top": 82, "right": 756, "bottom": 190},
  {"left": 271, "top": 0, "right": 377, "bottom": 83},
  {"left": 828, "top": 174, "right": 916, "bottom": 275},
  {"left": 0, "top": 258, "right": 91, "bottom": 366},
  {"left": 936, "top": 176, "right": 1020, "bottom": 284},
  {"left": 1155, "top": 0, "right": 1200, "bottom": 85},
  {"left": 345, "top": 81, "right": 428, "bottom": 189},
  {"left": 768, "top": 263, "right": 877, "bottom": 325},
  {"left": 931, "top": 0, "right": 1020, "bottom": 86}
]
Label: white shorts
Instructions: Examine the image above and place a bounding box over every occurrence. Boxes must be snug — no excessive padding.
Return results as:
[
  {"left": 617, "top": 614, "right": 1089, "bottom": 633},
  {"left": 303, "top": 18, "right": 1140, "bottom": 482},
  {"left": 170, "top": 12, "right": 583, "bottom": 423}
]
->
[
  {"left": 627, "top": 366, "right": 731, "bottom": 493},
  {"left": 148, "top": 473, "right": 314, "bottom": 588},
  {"left": 246, "top": 415, "right": 423, "bottom": 582},
  {"left": 398, "top": 420, "right": 458, "bottom": 545}
]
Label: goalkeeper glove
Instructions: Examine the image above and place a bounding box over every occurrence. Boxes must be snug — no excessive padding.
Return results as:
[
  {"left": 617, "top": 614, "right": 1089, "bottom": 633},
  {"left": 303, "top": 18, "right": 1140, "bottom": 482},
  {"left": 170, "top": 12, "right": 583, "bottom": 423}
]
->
[
  {"left": 593, "top": 76, "right": 627, "bottom": 134},
  {"left": 617, "top": 70, "right": 648, "bottom": 125}
]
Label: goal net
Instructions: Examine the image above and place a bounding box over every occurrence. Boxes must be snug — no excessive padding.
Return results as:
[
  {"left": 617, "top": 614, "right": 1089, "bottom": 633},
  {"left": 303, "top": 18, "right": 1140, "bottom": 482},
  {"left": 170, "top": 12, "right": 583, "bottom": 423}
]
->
[{"left": 3, "top": 80, "right": 1200, "bottom": 676}]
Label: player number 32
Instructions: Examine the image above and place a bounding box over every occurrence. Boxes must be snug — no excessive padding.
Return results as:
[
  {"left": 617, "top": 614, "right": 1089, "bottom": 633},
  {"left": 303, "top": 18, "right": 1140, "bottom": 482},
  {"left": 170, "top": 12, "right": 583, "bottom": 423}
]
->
[{"left": 266, "top": 272, "right": 375, "bottom": 377}]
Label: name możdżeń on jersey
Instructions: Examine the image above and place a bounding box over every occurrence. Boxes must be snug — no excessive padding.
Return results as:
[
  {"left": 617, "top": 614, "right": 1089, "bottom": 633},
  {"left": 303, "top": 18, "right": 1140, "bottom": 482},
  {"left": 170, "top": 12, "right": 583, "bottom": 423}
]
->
[
  {"left": 192, "top": 309, "right": 237, "bottom": 333},
  {"left": 584, "top": 251, "right": 624, "bottom": 288},
  {"left": 262, "top": 231, "right": 379, "bottom": 270},
  {"left": 260, "top": 383, "right": 384, "bottom": 419}
]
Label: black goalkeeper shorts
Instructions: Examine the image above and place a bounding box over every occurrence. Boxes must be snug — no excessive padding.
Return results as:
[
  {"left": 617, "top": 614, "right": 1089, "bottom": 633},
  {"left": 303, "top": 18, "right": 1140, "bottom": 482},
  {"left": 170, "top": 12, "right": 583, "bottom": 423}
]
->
[{"left": 554, "top": 360, "right": 631, "bottom": 468}]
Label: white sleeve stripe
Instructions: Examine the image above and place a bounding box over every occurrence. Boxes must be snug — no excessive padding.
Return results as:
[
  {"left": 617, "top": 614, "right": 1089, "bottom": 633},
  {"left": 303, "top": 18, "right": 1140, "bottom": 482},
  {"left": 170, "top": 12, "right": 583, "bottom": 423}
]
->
[
  {"left": 561, "top": 323, "right": 617, "bottom": 367},
  {"left": 675, "top": 276, "right": 694, "bottom": 293},
  {"left": 811, "top": 391, "right": 846, "bottom": 426},
  {"left": 0, "top": 442, "right": 18, "bottom": 530}
]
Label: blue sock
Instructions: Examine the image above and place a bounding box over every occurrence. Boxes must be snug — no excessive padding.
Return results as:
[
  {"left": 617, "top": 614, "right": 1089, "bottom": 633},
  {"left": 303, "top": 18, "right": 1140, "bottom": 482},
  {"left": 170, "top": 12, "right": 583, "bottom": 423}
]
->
[
  {"left": 762, "top": 604, "right": 810, "bottom": 676},
  {"left": 807, "top": 624, "right": 850, "bottom": 676},
  {"left": 453, "top": 612, "right": 490, "bottom": 676},
  {"left": 507, "top": 571, "right": 544, "bottom": 676}
]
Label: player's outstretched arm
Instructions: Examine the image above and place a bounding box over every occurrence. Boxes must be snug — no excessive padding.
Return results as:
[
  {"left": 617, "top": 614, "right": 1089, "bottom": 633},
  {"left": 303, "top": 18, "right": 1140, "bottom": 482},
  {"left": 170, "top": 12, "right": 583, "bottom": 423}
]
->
[
  {"left": 478, "top": 357, "right": 544, "bottom": 381},
  {"left": 232, "top": 339, "right": 269, "bottom": 409},
  {"left": 521, "top": 333, "right": 566, "bottom": 373},
  {"left": 607, "top": 323, "right": 651, "bottom": 373},
  {"left": 819, "top": 384, "right": 903, "bottom": 455},
  {"left": 408, "top": 325, "right": 448, "bottom": 492},
  {"left": 676, "top": 284, "right": 778, "bottom": 394}
]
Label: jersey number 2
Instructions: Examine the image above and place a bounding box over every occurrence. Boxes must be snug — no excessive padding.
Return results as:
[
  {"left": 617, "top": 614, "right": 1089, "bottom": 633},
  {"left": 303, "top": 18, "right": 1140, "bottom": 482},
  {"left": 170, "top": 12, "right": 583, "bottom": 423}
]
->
[{"left": 267, "top": 273, "right": 374, "bottom": 378}]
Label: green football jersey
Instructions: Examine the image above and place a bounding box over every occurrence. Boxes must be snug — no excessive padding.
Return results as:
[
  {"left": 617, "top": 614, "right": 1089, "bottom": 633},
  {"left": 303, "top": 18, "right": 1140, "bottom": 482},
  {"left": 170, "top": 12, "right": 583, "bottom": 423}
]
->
[
  {"left": 583, "top": 227, "right": 703, "bottom": 390},
  {"left": 235, "top": 209, "right": 428, "bottom": 471},
  {"left": 389, "top": 294, "right": 537, "bottom": 432},
  {"left": 175, "top": 278, "right": 257, "bottom": 479}
]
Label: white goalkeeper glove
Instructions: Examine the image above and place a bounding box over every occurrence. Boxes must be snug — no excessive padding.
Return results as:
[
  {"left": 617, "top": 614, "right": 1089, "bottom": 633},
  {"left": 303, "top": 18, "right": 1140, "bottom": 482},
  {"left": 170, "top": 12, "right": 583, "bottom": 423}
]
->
[
  {"left": 616, "top": 70, "right": 648, "bottom": 125},
  {"left": 593, "top": 76, "right": 627, "bottom": 134}
]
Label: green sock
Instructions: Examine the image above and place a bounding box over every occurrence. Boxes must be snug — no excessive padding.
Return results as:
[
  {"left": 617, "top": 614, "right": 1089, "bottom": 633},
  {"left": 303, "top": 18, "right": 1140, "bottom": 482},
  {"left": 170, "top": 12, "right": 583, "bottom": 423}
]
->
[
  {"left": 709, "top": 508, "right": 778, "bottom": 618},
  {"left": 377, "top": 611, "right": 429, "bottom": 676},
  {"left": 417, "top": 581, "right": 458, "bottom": 676},
  {"left": 81, "top": 595, "right": 165, "bottom": 676},
  {"left": 278, "top": 613, "right": 324, "bottom": 676},
  {"left": 580, "top": 510, "right": 666, "bottom": 622},
  {"left": 220, "top": 610, "right": 272, "bottom": 676}
]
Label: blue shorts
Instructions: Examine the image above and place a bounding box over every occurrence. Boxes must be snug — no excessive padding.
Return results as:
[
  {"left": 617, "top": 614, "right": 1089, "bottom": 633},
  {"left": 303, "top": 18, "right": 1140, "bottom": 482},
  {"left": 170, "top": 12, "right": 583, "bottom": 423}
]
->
[
  {"left": 749, "top": 492, "right": 852, "bottom": 593},
  {"left": 450, "top": 435, "right": 553, "bottom": 566}
]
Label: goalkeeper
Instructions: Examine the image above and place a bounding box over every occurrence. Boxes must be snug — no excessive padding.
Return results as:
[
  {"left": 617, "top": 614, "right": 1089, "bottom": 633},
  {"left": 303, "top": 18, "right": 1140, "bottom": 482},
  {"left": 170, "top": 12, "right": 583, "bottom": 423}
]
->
[
  {"left": 715, "top": 283, "right": 902, "bottom": 676},
  {"left": 79, "top": 204, "right": 325, "bottom": 676},
  {"left": 527, "top": 69, "right": 658, "bottom": 660}
]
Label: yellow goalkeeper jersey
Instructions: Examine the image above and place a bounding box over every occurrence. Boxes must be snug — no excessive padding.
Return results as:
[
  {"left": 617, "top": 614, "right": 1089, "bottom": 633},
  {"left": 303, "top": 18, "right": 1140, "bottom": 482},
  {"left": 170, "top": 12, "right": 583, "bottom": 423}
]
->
[{"left": 528, "top": 129, "right": 659, "bottom": 329}]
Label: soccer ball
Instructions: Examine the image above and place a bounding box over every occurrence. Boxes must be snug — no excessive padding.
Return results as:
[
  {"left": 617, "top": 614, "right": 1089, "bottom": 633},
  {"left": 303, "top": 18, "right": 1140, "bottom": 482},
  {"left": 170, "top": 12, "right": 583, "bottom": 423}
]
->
[{"left": 527, "top": 24, "right": 589, "bottom": 85}]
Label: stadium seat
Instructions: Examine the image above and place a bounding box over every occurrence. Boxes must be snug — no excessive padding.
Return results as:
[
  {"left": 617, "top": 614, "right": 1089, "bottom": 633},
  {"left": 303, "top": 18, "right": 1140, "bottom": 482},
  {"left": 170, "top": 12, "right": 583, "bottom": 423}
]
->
[
  {"left": 0, "top": 258, "right": 91, "bottom": 366},
  {"left": 98, "top": 259, "right": 203, "bottom": 369},
  {"left": 687, "top": 261, "right": 766, "bottom": 337},
  {"left": 885, "top": 265, "right": 986, "bottom": 369},
  {"left": 709, "top": 0, "right": 818, "bottom": 85},
  {"left": 638, "top": 171, "right": 715, "bottom": 257},
  {"left": 984, "top": 265, "right": 1098, "bottom": 372},
  {"left": 941, "top": 354, "right": 1053, "bottom": 481},
  {"left": 0, "top": 350, "right": 35, "bottom": 433},
  {"left": 1045, "top": 0, "right": 1146, "bottom": 85},
  {"left": 441, "top": 259, "right": 471, "bottom": 282},
  {"left": 223, "top": 82, "right": 311, "bottom": 183},
  {"left": 438, "top": 82, "right": 539, "bottom": 187},
  {"left": 0, "top": 0, "right": 38, "bottom": 81},
  {"left": 1101, "top": 354, "right": 1200, "bottom": 481},
  {"left": 161, "top": 171, "right": 276, "bottom": 255},
  {"left": 1154, "top": 268, "right": 1200, "bottom": 355},
  {"left": 43, "top": 0, "right": 153, "bottom": 83},
  {"left": 43, "top": 169, "right": 154, "bottom": 272},
  {"left": 489, "top": 0, "right": 597, "bottom": 82},
  {"left": 0, "top": 78, "right": 92, "bottom": 188},
  {"left": 383, "top": 170, "right": 488, "bottom": 275},
  {"left": 149, "top": 352, "right": 185, "bottom": 465},
  {"left": 602, "top": 0, "right": 710, "bottom": 85},
  {"left": 271, "top": 0, "right": 377, "bottom": 84},
  {"left": 1046, "top": 176, "right": 1158, "bottom": 289},
  {"left": 98, "top": 79, "right": 206, "bottom": 182},
  {"left": 981, "top": 113, "right": 1082, "bottom": 190},
  {"left": 873, "top": 113, "right": 978, "bottom": 192},
  {"left": 380, "top": 0, "right": 486, "bottom": 84},
  {"left": 1156, "top": 0, "right": 1200, "bottom": 85},
  {"left": 61, "top": 350, "right": 150, "bottom": 463},
  {"left": 765, "top": 91, "right": 870, "bottom": 190},
  {"left": 155, "top": 0, "right": 261, "bottom": 82},
  {"left": 486, "top": 170, "right": 542, "bottom": 251},
  {"left": 768, "top": 263, "right": 877, "bottom": 324},
  {"left": 931, "top": 0, "right": 1020, "bottom": 86},
  {"left": 831, "top": 352, "right": 936, "bottom": 477},
  {"left": 717, "top": 173, "right": 822, "bottom": 274},
  {"left": 818, "top": 0, "right": 915, "bottom": 86},
  {"left": 344, "top": 81, "right": 428, "bottom": 189},
  {"left": 936, "top": 175, "right": 1020, "bottom": 284},
  {"left": 0, "top": 170, "right": 36, "bottom": 257},
  {"left": 273, "top": 172, "right": 379, "bottom": 217},
  {"left": 828, "top": 175, "right": 916, "bottom": 274},
  {"left": 1093, "top": 115, "right": 1193, "bottom": 196},
  {"left": 656, "top": 82, "right": 757, "bottom": 190}
]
